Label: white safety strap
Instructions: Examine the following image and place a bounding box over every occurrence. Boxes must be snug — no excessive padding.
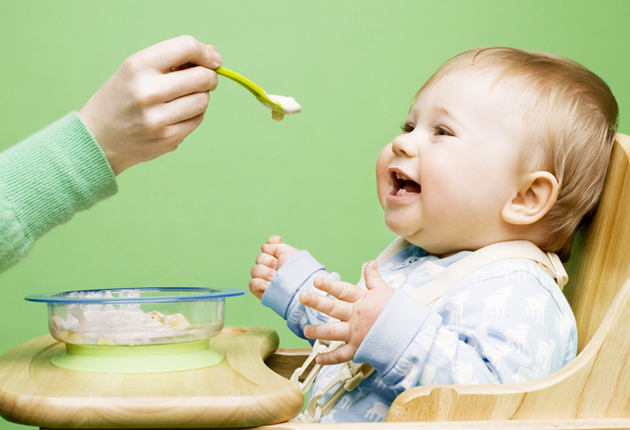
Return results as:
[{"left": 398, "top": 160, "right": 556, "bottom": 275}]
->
[
  {"left": 408, "top": 240, "right": 568, "bottom": 306},
  {"left": 291, "top": 239, "right": 568, "bottom": 422},
  {"left": 291, "top": 339, "right": 374, "bottom": 423}
]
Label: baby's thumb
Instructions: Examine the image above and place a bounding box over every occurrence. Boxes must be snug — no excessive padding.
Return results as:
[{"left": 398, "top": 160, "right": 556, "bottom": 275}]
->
[{"left": 364, "top": 261, "right": 387, "bottom": 290}]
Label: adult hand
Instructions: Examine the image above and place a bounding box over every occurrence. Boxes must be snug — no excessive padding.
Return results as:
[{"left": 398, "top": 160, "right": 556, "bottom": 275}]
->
[
  {"left": 249, "top": 235, "right": 301, "bottom": 300},
  {"left": 79, "top": 35, "right": 222, "bottom": 175},
  {"left": 300, "top": 261, "right": 394, "bottom": 365}
]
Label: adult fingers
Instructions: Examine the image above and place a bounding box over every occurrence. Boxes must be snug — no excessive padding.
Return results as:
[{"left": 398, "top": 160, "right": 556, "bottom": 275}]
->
[
  {"left": 363, "top": 260, "right": 389, "bottom": 290},
  {"left": 300, "top": 291, "right": 353, "bottom": 321},
  {"left": 161, "top": 91, "right": 210, "bottom": 125},
  {"left": 251, "top": 263, "right": 276, "bottom": 282},
  {"left": 317, "top": 344, "right": 355, "bottom": 365},
  {"left": 161, "top": 111, "right": 206, "bottom": 150},
  {"left": 303, "top": 322, "right": 350, "bottom": 343},
  {"left": 313, "top": 276, "right": 364, "bottom": 303},
  {"left": 161, "top": 66, "right": 219, "bottom": 102},
  {"left": 255, "top": 252, "right": 278, "bottom": 269},
  {"left": 168, "top": 62, "right": 196, "bottom": 72},
  {"left": 133, "top": 35, "right": 222, "bottom": 73}
]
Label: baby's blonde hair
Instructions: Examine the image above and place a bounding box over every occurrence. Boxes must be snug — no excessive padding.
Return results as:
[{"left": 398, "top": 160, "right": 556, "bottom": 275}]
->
[{"left": 421, "top": 47, "right": 618, "bottom": 261}]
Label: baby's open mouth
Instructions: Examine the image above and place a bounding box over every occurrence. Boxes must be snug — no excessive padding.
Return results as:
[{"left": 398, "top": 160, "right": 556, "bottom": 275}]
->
[{"left": 390, "top": 171, "right": 421, "bottom": 196}]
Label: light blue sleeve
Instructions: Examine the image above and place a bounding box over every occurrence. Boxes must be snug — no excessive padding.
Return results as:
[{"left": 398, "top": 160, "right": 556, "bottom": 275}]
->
[
  {"left": 261, "top": 250, "right": 341, "bottom": 342},
  {"left": 355, "top": 264, "right": 577, "bottom": 394}
]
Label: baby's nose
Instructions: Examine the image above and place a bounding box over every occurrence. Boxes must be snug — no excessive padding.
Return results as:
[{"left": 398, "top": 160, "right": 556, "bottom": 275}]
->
[{"left": 392, "top": 133, "right": 419, "bottom": 158}]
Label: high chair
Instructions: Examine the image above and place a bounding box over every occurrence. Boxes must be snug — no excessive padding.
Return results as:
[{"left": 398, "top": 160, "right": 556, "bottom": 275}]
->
[
  {"left": 265, "top": 133, "right": 630, "bottom": 429},
  {"left": 2, "top": 135, "right": 629, "bottom": 430}
]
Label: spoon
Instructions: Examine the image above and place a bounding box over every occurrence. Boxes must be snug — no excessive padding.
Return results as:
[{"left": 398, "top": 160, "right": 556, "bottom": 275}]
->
[{"left": 215, "top": 66, "right": 301, "bottom": 121}]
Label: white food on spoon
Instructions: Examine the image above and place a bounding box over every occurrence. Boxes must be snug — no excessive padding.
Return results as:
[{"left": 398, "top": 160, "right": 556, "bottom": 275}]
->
[{"left": 265, "top": 94, "right": 302, "bottom": 121}]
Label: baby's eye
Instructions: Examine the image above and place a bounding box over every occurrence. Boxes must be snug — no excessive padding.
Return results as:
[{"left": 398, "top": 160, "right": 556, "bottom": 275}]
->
[
  {"left": 400, "top": 122, "right": 415, "bottom": 133},
  {"left": 433, "top": 126, "right": 452, "bottom": 136}
]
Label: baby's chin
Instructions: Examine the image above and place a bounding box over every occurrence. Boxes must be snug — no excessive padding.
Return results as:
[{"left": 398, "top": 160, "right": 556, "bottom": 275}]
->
[
  {"left": 383, "top": 219, "right": 454, "bottom": 256},
  {"left": 383, "top": 217, "right": 420, "bottom": 243}
]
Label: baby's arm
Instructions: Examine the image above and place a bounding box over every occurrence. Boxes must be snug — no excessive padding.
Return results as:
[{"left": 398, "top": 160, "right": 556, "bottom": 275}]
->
[
  {"left": 250, "top": 235, "right": 300, "bottom": 300},
  {"left": 250, "top": 236, "right": 343, "bottom": 341},
  {"left": 302, "top": 263, "right": 576, "bottom": 392},
  {"left": 354, "top": 272, "right": 576, "bottom": 393}
]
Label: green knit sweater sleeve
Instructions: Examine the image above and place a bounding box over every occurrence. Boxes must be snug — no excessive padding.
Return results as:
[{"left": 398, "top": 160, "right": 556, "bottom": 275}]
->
[{"left": 0, "top": 112, "right": 118, "bottom": 272}]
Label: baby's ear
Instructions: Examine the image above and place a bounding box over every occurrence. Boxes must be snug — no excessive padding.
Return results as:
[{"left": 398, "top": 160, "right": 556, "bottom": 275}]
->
[{"left": 502, "top": 171, "right": 559, "bottom": 226}]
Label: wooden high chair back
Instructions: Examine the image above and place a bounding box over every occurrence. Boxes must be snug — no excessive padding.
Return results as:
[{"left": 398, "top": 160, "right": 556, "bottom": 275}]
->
[
  {"left": 384, "top": 133, "right": 630, "bottom": 423},
  {"left": 564, "top": 133, "right": 630, "bottom": 353}
]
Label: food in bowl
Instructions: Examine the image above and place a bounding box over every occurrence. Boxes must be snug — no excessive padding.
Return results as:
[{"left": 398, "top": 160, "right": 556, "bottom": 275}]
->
[{"left": 26, "top": 287, "right": 243, "bottom": 346}]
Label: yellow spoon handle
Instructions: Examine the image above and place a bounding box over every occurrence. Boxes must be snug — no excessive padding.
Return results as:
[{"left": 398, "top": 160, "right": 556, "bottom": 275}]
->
[{"left": 215, "top": 66, "right": 281, "bottom": 110}]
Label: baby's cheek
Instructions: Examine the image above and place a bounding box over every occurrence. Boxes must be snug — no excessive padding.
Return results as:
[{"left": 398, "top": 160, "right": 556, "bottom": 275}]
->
[
  {"left": 376, "top": 143, "right": 394, "bottom": 208},
  {"left": 423, "top": 164, "right": 457, "bottom": 203}
]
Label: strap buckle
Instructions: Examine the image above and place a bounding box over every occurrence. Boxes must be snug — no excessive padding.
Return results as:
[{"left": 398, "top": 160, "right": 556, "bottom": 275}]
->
[
  {"left": 290, "top": 340, "right": 373, "bottom": 422},
  {"left": 546, "top": 252, "right": 568, "bottom": 290}
]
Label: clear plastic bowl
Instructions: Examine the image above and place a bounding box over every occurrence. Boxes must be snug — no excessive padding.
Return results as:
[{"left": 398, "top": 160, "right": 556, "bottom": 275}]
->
[{"left": 25, "top": 287, "right": 244, "bottom": 347}]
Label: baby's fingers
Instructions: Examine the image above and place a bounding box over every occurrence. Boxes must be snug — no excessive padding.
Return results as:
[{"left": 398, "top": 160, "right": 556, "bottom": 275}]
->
[
  {"left": 250, "top": 263, "right": 276, "bottom": 282},
  {"left": 363, "top": 260, "right": 389, "bottom": 290},
  {"left": 255, "top": 252, "right": 278, "bottom": 269},
  {"left": 317, "top": 344, "right": 355, "bottom": 365},
  {"left": 304, "top": 321, "right": 350, "bottom": 343},
  {"left": 266, "top": 235, "right": 283, "bottom": 244},
  {"left": 313, "top": 277, "right": 364, "bottom": 303},
  {"left": 248, "top": 278, "right": 268, "bottom": 300},
  {"left": 261, "top": 243, "right": 280, "bottom": 258},
  {"left": 300, "top": 291, "right": 353, "bottom": 321}
]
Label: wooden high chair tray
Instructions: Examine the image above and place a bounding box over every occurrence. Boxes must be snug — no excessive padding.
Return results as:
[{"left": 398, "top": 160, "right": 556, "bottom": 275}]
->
[{"left": 0, "top": 326, "right": 303, "bottom": 428}]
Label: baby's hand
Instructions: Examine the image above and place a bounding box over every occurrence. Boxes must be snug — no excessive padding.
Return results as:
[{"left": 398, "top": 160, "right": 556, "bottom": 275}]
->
[
  {"left": 79, "top": 35, "right": 222, "bottom": 175},
  {"left": 249, "top": 236, "right": 300, "bottom": 300},
  {"left": 300, "top": 261, "right": 394, "bottom": 365}
]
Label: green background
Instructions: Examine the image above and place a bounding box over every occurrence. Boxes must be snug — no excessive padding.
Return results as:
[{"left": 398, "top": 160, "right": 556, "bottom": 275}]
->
[{"left": 1, "top": 1, "right": 629, "bottom": 428}]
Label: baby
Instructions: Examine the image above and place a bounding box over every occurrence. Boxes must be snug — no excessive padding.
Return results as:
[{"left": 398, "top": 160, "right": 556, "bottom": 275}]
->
[{"left": 250, "top": 47, "right": 618, "bottom": 422}]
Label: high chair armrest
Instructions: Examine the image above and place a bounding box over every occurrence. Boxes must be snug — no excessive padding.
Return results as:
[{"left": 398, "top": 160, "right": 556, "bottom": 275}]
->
[
  {"left": 387, "top": 384, "right": 526, "bottom": 422},
  {"left": 265, "top": 347, "right": 313, "bottom": 381}
]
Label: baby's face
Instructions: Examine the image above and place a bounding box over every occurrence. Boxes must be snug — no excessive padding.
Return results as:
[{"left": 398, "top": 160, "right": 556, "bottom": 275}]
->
[{"left": 376, "top": 68, "right": 528, "bottom": 256}]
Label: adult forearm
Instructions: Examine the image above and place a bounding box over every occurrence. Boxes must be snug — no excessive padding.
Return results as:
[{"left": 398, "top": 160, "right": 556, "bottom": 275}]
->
[{"left": 0, "top": 113, "right": 117, "bottom": 272}]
